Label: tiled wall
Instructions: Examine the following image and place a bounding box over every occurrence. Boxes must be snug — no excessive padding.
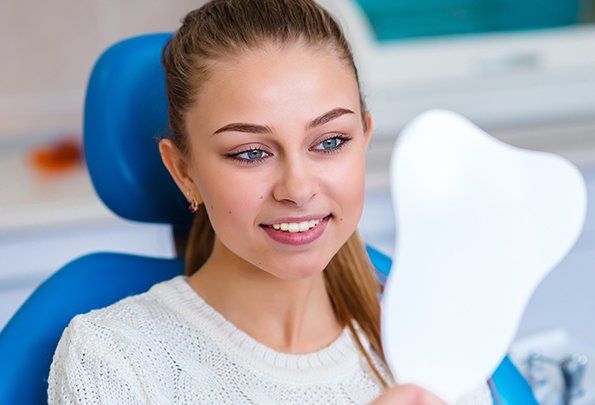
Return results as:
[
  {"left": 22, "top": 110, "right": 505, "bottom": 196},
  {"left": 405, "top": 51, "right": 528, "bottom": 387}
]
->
[{"left": 0, "top": 0, "right": 208, "bottom": 142}]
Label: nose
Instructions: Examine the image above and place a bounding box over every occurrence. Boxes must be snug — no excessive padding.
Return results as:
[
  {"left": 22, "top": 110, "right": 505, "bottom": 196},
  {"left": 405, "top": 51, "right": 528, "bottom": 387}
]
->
[{"left": 272, "top": 154, "right": 318, "bottom": 207}]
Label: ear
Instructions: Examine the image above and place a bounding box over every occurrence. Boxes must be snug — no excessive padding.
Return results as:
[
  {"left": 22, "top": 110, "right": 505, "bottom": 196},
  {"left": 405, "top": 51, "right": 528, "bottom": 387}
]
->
[
  {"left": 363, "top": 111, "right": 374, "bottom": 149},
  {"left": 158, "top": 139, "right": 202, "bottom": 204}
]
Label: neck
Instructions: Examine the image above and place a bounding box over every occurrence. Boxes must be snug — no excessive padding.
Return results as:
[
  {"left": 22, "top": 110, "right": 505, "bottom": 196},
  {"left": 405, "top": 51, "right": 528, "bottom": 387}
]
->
[{"left": 187, "top": 237, "right": 343, "bottom": 354}]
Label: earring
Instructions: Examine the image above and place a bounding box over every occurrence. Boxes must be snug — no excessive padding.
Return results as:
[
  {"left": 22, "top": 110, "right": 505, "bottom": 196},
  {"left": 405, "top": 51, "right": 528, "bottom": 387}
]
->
[
  {"left": 185, "top": 190, "right": 199, "bottom": 213},
  {"left": 189, "top": 198, "right": 199, "bottom": 213}
]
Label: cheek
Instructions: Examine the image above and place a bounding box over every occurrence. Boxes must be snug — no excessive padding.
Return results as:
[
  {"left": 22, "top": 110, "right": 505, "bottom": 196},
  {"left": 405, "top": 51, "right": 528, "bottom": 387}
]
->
[
  {"left": 324, "top": 152, "right": 366, "bottom": 225},
  {"left": 198, "top": 163, "right": 269, "bottom": 233}
]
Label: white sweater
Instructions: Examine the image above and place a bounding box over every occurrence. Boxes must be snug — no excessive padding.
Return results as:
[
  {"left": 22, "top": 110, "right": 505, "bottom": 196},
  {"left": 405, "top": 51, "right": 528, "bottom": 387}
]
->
[{"left": 47, "top": 274, "right": 493, "bottom": 404}]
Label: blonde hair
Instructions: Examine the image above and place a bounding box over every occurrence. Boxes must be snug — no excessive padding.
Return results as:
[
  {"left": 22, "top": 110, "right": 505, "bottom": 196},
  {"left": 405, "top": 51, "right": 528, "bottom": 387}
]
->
[{"left": 162, "top": 0, "right": 393, "bottom": 388}]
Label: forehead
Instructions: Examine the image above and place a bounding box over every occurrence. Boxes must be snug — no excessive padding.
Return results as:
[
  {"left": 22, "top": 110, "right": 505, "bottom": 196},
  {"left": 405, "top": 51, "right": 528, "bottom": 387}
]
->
[{"left": 188, "top": 42, "right": 360, "bottom": 131}]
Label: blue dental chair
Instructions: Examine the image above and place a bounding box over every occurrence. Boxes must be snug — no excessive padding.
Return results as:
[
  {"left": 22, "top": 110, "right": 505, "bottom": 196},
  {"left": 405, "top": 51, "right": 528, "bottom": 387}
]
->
[{"left": 0, "top": 33, "right": 537, "bottom": 404}]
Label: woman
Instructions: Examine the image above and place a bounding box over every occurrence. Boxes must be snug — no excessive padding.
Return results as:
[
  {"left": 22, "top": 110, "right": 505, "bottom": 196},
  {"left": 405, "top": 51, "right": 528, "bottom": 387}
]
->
[{"left": 48, "top": 0, "right": 492, "bottom": 403}]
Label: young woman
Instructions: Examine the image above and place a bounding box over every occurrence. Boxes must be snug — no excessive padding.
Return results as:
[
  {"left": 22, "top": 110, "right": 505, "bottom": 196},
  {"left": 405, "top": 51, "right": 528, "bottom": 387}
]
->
[{"left": 48, "top": 1, "right": 492, "bottom": 403}]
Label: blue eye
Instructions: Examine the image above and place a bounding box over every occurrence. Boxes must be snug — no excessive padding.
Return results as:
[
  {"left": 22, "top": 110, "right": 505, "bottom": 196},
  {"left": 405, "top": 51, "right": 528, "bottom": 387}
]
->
[
  {"left": 240, "top": 149, "right": 268, "bottom": 161},
  {"left": 313, "top": 134, "right": 352, "bottom": 153},
  {"left": 226, "top": 148, "right": 270, "bottom": 165}
]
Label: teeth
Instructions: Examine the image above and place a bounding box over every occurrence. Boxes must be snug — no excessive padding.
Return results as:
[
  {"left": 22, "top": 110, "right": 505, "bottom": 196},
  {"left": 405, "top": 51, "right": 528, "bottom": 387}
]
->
[{"left": 269, "top": 217, "right": 325, "bottom": 233}]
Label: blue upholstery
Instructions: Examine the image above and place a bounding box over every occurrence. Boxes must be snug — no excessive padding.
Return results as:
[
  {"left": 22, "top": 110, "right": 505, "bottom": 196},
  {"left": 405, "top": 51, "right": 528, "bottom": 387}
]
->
[
  {"left": 0, "top": 32, "right": 537, "bottom": 404},
  {"left": 0, "top": 253, "right": 184, "bottom": 404},
  {"left": 84, "top": 33, "right": 192, "bottom": 229},
  {"left": 489, "top": 356, "right": 539, "bottom": 405}
]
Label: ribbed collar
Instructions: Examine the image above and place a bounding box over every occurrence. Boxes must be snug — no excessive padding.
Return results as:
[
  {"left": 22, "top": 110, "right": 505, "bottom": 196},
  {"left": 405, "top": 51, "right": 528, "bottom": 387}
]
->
[{"left": 150, "top": 275, "right": 371, "bottom": 384}]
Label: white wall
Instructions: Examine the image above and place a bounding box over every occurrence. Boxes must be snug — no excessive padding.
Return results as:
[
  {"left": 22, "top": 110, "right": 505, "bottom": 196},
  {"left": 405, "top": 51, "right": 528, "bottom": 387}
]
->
[{"left": 0, "top": 0, "right": 208, "bottom": 142}]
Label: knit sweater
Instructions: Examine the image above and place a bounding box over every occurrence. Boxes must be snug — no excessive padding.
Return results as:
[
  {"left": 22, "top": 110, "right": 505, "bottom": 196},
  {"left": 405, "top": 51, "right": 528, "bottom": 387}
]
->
[{"left": 47, "top": 274, "right": 493, "bottom": 404}]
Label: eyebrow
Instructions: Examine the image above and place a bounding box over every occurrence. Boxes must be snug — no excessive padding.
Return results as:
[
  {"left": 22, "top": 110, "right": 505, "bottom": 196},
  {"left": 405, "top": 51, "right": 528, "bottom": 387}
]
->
[{"left": 211, "top": 107, "right": 355, "bottom": 136}]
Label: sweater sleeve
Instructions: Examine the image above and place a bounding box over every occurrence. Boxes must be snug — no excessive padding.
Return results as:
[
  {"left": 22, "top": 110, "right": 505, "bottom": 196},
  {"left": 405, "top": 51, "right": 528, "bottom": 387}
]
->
[{"left": 47, "top": 315, "right": 148, "bottom": 405}]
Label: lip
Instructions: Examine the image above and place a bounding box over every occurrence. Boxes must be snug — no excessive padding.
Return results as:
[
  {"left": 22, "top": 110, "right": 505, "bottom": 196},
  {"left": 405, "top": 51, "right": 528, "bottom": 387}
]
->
[
  {"left": 261, "top": 213, "right": 330, "bottom": 226},
  {"left": 260, "top": 214, "right": 331, "bottom": 246}
]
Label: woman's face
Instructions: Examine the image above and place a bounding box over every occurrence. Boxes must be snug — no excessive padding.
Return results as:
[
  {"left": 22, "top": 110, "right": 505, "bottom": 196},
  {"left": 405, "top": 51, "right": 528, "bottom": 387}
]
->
[{"left": 165, "top": 42, "right": 372, "bottom": 281}]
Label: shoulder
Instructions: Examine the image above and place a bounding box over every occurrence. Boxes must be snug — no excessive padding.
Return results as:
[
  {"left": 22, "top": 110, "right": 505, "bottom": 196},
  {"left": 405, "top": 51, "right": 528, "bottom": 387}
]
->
[
  {"left": 66, "top": 276, "right": 184, "bottom": 337},
  {"left": 49, "top": 275, "right": 188, "bottom": 377},
  {"left": 47, "top": 276, "right": 186, "bottom": 403},
  {"left": 47, "top": 305, "right": 151, "bottom": 403},
  {"left": 49, "top": 281, "right": 168, "bottom": 371}
]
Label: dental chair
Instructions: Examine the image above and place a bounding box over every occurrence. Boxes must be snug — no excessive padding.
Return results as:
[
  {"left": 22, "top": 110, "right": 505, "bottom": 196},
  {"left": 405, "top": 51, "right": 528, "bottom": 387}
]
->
[{"left": 0, "top": 33, "right": 537, "bottom": 404}]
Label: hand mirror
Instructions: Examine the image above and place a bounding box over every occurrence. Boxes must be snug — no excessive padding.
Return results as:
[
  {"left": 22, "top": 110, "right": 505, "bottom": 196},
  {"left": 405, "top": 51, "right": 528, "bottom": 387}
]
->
[{"left": 381, "top": 110, "right": 587, "bottom": 402}]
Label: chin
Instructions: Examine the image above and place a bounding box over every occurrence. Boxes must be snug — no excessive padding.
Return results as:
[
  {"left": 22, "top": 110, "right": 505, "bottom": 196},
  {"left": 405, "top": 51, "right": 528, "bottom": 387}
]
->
[{"left": 267, "top": 262, "right": 327, "bottom": 281}]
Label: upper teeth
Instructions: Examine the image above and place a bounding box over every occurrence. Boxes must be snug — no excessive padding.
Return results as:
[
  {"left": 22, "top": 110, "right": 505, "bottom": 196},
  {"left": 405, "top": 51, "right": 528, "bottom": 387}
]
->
[{"left": 271, "top": 218, "right": 323, "bottom": 233}]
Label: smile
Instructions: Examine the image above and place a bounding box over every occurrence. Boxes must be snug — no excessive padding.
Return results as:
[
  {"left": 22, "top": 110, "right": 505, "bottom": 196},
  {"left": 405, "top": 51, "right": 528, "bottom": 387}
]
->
[
  {"left": 260, "top": 214, "right": 332, "bottom": 245},
  {"left": 267, "top": 216, "right": 326, "bottom": 232}
]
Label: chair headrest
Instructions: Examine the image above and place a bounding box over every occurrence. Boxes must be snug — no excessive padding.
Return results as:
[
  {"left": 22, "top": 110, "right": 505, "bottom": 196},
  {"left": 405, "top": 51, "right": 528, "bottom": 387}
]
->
[{"left": 84, "top": 33, "right": 193, "bottom": 230}]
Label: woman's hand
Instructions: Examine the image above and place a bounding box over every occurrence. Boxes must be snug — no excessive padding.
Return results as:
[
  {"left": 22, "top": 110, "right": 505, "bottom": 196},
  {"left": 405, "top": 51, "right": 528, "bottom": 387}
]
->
[{"left": 370, "top": 384, "right": 447, "bottom": 405}]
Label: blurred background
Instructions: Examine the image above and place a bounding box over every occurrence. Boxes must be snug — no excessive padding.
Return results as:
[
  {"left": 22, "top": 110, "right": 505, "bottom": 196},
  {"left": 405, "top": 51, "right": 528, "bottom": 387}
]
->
[{"left": 1, "top": 0, "right": 594, "bottom": 401}]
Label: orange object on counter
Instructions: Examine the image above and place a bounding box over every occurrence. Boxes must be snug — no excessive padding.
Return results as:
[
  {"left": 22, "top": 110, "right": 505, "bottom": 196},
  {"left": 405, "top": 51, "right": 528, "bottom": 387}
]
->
[{"left": 28, "top": 136, "right": 84, "bottom": 172}]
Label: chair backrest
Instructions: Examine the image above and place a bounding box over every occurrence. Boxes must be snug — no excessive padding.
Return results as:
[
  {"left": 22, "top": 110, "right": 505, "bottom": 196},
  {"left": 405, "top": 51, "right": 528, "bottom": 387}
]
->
[
  {"left": 84, "top": 32, "right": 192, "bottom": 230},
  {"left": 0, "top": 32, "right": 536, "bottom": 404}
]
